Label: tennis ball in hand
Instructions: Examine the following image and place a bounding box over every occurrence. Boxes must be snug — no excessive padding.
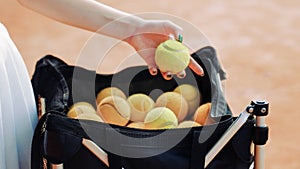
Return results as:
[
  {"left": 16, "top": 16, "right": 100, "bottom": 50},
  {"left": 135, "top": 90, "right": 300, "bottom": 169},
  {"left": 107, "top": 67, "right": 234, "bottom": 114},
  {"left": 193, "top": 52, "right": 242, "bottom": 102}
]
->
[
  {"left": 127, "top": 122, "right": 145, "bottom": 129},
  {"left": 97, "top": 96, "right": 131, "bottom": 126},
  {"left": 96, "top": 87, "right": 126, "bottom": 105},
  {"left": 193, "top": 103, "right": 214, "bottom": 125},
  {"left": 144, "top": 107, "right": 178, "bottom": 129},
  {"left": 174, "top": 84, "right": 202, "bottom": 117},
  {"left": 67, "top": 102, "right": 97, "bottom": 119},
  {"left": 155, "top": 92, "right": 188, "bottom": 122},
  {"left": 127, "top": 93, "right": 155, "bottom": 122},
  {"left": 177, "top": 120, "right": 201, "bottom": 128},
  {"left": 155, "top": 40, "right": 190, "bottom": 74}
]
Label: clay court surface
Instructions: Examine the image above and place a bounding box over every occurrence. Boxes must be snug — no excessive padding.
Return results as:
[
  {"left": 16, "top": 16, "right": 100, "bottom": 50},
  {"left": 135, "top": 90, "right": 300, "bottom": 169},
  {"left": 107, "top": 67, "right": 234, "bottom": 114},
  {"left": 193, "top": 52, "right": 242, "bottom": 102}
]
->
[{"left": 1, "top": 0, "right": 299, "bottom": 168}]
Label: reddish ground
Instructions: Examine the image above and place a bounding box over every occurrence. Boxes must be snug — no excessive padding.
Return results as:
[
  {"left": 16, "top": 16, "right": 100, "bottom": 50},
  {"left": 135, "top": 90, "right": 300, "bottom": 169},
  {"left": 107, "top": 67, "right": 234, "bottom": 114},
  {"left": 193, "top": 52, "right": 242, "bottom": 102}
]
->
[{"left": 1, "top": 0, "right": 299, "bottom": 168}]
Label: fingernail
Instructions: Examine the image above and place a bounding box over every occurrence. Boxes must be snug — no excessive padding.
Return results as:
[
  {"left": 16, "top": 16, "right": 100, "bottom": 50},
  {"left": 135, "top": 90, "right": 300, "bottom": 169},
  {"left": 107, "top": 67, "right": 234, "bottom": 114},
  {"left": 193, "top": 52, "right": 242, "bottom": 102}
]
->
[
  {"left": 150, "top": 67, "right": 157, "bottom": 75},
  {"left": 166, "top": 72, "right": 173, "bottom": 79},
  {"left": 177, "top": 72, "right": 186, "bottom": 79}
]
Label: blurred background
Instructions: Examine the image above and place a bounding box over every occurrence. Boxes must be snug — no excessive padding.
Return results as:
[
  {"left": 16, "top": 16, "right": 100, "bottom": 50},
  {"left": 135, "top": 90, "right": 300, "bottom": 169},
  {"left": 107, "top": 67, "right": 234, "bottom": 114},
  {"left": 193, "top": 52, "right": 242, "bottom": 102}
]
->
[{"left": 1, "top": 0, "right": 299, "bottom": 168}]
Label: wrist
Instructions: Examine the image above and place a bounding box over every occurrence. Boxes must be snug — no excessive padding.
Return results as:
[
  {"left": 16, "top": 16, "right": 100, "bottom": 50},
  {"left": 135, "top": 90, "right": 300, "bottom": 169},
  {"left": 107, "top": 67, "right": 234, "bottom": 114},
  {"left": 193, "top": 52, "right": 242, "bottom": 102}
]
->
[{"left": 100, "top": 14, "right": 146, "bottom": 42}]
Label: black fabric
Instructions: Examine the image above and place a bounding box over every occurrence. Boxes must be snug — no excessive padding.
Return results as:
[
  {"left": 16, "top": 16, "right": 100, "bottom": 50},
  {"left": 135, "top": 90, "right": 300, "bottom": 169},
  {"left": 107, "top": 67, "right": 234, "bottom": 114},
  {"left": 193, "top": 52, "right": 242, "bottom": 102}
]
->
[
  {"left": 31, "top": 46, "right": 229, "bottom": 118},
  {"left": 31, "top": 46, "right": 254, "bottom": 169},
  {"left": 190, "top": 131, "right": 207, "bottom": 169},
  {"left": 37, "top": 113, "right": 254, "bottom": 169},
  {"left": 31, "top": 57, "right": 69, "bottom": 114},
  {"left": 31, "top": 112, "right": 50, "bottom": 169},
  {"left": 253, "top": 126, "right": 269, "bottom": 145},
  {"left": 191, "top": 47, "right": 227, "bottom": 118}
]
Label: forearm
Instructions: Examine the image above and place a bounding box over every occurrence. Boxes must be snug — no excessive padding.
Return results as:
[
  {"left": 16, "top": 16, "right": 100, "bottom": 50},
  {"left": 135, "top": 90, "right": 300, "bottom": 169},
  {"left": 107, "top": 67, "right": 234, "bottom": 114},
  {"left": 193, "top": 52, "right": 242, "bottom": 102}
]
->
[{"left": 17, "top": 0, "right": 144, "bottom": 40}]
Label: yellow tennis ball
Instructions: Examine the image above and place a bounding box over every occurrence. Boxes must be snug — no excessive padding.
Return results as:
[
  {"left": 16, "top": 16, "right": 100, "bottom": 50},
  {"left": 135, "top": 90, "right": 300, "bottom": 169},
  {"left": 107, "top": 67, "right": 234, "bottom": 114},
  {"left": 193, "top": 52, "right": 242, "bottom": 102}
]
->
[
  {"left": 127, "top": 93, "right": 155, "bottom": 122},
  {"left": 67, "top": 102, "right": 97, "bottom": 119},
  {"left": 144, "top": 107, "right": 178, "bottom": 129},
  {"left": 193, "top": 103, "right": 214, "bottom": 125},
  {"left": 126, "top": 122, "right": 145, "bottom": 129},
  {"left": 97, "top": 96, "right": 131, "bottom": 126},
  {"left": 96, "top": 87, "right": 126, "bottom": 105},
  {"left": 177, "top": 120, "right": 201, "bottom": 128},
  {"left": 77, "top": 113, "right": 104, "bottom": 122},
  {"left": 155, "top": 40, "right": 190, "bottom": 74},
  {"left": 174, "top": 84, "right": 202, "bottom": 117},
  {"left": 155, "top": 92, "right": 188, "bottom": 122}
]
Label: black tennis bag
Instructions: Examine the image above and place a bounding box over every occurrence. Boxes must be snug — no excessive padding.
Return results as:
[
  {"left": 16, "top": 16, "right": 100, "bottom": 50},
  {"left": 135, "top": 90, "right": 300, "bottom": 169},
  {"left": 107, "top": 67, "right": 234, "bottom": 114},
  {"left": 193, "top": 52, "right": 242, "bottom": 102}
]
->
[{"left": 31, "top": 46, "right": 254, "bottom": 169}]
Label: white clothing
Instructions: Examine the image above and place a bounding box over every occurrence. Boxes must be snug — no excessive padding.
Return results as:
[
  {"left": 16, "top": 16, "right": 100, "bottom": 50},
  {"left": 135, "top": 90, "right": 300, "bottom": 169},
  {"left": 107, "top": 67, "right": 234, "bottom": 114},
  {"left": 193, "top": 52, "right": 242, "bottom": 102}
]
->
[{"left": 0, "top": 23, "right": 38, "bottom": 169}]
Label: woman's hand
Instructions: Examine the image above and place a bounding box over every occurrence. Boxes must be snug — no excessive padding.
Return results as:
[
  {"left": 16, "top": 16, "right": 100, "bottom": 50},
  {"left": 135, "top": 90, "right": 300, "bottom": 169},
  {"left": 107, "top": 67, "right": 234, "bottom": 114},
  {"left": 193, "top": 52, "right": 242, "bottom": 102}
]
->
[
  {"left": 124, "top": 20, "right": 204, "bottom": 80},
  {"left": 17, "top": 0, "right": 204, "bottom": 80}
]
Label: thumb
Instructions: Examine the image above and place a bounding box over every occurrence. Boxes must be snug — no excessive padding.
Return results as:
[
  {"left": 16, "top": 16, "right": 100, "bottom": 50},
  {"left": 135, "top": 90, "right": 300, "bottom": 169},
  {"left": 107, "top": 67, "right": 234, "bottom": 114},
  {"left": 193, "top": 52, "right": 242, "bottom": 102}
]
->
[{"left": 188, "top": 57, "right": 204, "bottom": 76}]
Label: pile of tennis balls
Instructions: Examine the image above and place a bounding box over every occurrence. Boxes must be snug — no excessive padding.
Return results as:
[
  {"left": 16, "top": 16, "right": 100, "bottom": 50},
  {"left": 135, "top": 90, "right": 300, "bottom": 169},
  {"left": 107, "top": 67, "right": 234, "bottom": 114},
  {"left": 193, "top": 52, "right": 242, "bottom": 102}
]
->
[
  {"left": 67, "top": 84, "right": 215, "bottom": 130},
  {"left": 66, "top": 39, "right": 216, "bottom": 129}
]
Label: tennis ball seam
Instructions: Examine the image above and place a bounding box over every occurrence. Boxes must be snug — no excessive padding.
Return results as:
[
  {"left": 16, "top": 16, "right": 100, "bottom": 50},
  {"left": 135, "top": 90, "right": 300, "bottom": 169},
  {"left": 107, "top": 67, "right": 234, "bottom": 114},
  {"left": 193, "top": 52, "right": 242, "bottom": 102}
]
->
[
  {"left": 129, "top": 100, "right": 152, "bottom": 113},
  {"left": 156, "top": 121, "right": 177, "bottom": 128},
  {"left": 162, "top": 43, "right": 189, "bottom": 52},
  {"left": 144, "top": 109, "right": 162, "bottom": 123},
  {"left": 155, "top": 40, "right": 190, "bottom": 73},
  {"left": 101, "top": 102, "right": 130, "bottom": 119}
]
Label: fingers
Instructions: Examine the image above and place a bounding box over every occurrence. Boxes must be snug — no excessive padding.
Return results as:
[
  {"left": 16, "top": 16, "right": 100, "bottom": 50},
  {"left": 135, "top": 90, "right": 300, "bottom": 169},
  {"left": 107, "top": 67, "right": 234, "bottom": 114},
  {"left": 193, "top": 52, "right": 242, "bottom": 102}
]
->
[
  {"left": 150, "top": 61, "right": 202, "bottom": 80},
  {"left": 159, "top": 70, "right": 186, "bottom": 80},
  {"left": 161, "top": 71, "right": 173, "bottom": 80},
  {"left": 132, "top": 20, "right": 203, "bottom": 80},
  {"left": 163, "top": 21, "right": 183, "bottom": 40},
  {"left": 176, "top": 70, "right": 186, "bottom": 79},
  {"left": 148, "top": 67, "right": 158, "bottom": 76},
  {"left": 164, "top": 22, "right": 204, "bottom": 78},
  {"left": 158, "top": 56, "right": 204, "bottom": 80},
  {"left": 137, "top": 48, "right": 158, "bottom": 76},
  {"left": 142, "top": 45, "right": 203, "bottom": 79},
  {"left": 141, "top": 20, "right": 182, "bottom": 40}
]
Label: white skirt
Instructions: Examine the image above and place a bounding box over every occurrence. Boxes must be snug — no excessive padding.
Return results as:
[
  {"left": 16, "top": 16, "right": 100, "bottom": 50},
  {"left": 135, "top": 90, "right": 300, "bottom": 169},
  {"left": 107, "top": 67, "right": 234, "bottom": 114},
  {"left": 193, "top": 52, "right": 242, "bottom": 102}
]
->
[{"left": 0, "top": 23, "right": 38, "bottom": 169}]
